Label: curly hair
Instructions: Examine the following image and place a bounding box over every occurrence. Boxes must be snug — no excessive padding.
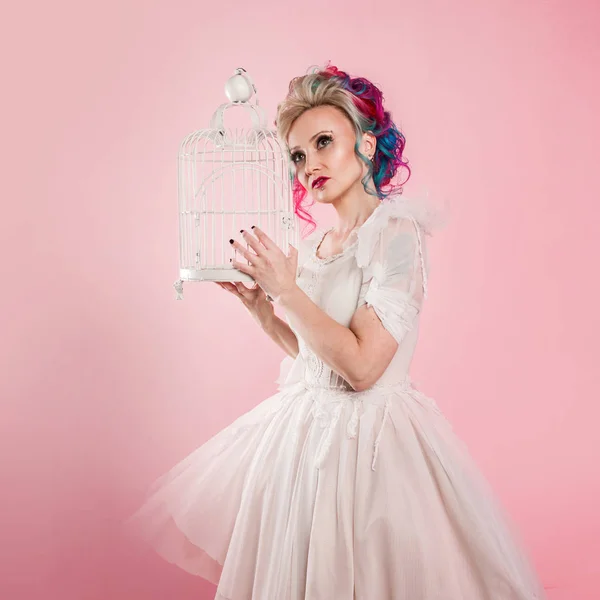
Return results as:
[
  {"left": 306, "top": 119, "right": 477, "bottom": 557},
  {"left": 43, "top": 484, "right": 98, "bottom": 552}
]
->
[{"left": 274, "top": 61, "right": 411, "bottom": 235}]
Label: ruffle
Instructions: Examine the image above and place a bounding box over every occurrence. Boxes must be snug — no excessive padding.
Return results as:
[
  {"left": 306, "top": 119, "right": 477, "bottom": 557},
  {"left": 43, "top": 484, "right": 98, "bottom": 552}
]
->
[
  {"left": 363, "top": 286, "right": 420, "bottom": 343},
  {"left": 355, "top": 192, "right": 449, "bottom": 269}
]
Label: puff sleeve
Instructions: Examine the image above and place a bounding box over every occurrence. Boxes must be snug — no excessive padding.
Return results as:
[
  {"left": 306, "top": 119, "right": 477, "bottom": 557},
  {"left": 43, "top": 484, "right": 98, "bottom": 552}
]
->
[{"left": 357, "top": 216, "right": 427, "bottom": 345}]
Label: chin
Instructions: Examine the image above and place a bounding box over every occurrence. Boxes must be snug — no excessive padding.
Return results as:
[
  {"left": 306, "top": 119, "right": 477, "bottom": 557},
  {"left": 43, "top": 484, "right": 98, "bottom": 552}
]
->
[
  {"left": 311, "top": 194, "right": 338, "bottom": 206},
  {"left": 311, "top": 182, "right": 345, "bottom": 204}
]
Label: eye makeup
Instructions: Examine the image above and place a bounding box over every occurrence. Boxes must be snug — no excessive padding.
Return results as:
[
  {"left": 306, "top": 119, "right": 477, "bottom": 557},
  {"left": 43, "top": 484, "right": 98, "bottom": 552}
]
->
[{"left": 290, "top": 133, "right": 333, "bottom": 164}]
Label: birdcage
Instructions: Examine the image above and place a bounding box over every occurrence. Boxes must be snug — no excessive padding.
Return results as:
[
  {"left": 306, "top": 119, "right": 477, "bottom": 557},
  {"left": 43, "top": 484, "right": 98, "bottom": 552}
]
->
[{"left": 173, "top": 67, "right": 298, "bottom": 300}]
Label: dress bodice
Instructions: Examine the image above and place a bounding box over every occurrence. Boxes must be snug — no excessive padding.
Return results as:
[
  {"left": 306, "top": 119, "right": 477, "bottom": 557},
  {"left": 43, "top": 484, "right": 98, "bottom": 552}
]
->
[{"left": 277, "top": 194, "right": 443, "bottom": 392}]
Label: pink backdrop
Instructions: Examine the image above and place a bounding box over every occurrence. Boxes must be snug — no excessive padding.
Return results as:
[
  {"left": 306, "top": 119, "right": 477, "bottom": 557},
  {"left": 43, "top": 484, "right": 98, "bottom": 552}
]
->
[{"left": 2, "top": 0, "right": 599, "bottom": 598}]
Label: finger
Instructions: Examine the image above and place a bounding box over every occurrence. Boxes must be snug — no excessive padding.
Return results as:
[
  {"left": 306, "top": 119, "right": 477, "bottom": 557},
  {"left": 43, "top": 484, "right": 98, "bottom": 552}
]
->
[
  {"left": 218, "top": 283, "right": 245, "bottom": 301},
  {"left": 232, "top": 282, "right": 254, "bottom": 298},
  {"left": 251, "top": 281, "right": 265, "bottom": 295},
  {"left": 240, "top": 229, "right": 267, "bottom": 257},
  {"left": 230, "top": 239, "right": 261, "bottom": 265},
  {"left": 219, "top": 282, "right": 239, "bottom": 295},
  {"left": 231, "top": 258, "right": 256, "bottom": 278},
  {"left": 250, "top": 226, "right": 275, "bottom": 250}
]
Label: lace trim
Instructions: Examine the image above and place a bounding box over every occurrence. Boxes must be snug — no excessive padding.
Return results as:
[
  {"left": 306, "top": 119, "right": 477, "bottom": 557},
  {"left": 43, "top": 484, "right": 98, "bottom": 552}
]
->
[
  {"left": 310, "top": 227, "right": 360, "bottom": 265},
  {"left": 309, "top": 198, "right": 395, "bottom": 265}
]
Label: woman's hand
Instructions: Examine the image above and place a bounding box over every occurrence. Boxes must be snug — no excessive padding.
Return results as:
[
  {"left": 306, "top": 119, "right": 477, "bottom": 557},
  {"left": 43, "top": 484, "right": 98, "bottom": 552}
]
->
[
  {"left": 229, "top": 226, "right": 298, "bottom": 303},
  {"left": 214, "top": 280, "right": 275, "bottom": 329}
]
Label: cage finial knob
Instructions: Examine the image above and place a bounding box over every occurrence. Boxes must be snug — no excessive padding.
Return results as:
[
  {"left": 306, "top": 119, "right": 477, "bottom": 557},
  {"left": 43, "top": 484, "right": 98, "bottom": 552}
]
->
[{"left": 225, "top": 68, "right": 254, "bottom": 103}]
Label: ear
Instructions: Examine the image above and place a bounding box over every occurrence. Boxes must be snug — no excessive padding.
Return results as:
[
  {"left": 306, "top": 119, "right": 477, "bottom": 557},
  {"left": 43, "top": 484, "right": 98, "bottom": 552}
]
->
[{"left": 361, "top": 131, "right": 377, "bottom": 158}]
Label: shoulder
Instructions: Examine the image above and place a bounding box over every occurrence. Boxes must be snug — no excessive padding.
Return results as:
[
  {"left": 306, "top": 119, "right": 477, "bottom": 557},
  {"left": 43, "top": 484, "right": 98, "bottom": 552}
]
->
[{"left": 355, "top": 194, "right": 440, "bottom": 269}]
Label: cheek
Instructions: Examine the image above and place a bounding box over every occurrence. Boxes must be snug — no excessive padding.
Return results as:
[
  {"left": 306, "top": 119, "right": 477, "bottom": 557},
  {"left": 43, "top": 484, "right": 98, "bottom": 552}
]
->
[
  {"left": 293, "top": 170, "right": 309, "bottom": 192},
  {"left": 295, "top": 168, "right": 307, "bottom": 186},
  {"left": 334, "top": 148, "right": 363, "bottom": 179},
  {"left": 332, "top": 144, "right": 358, "bottom": 169}
]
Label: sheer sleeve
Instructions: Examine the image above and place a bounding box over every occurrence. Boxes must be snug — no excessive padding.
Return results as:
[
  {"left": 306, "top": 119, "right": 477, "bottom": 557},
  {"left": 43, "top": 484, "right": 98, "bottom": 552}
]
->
[{"left": 357, "top": 216, "right": 427, "bottom": 345}]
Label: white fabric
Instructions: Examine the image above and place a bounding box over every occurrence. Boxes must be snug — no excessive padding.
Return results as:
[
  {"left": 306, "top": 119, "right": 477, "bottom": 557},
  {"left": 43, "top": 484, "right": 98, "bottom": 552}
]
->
[
  {"left": 124, "top": 193, "right": 547, "bottom": 600},
  {"left": 357, "top": 216, "right": 424, "bottom": 345}
]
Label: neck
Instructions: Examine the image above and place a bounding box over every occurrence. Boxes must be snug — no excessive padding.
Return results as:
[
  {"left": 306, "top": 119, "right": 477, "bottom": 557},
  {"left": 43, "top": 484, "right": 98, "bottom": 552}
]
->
[{"left": 329, "top": 181, "right": 381, "bottom": 235}]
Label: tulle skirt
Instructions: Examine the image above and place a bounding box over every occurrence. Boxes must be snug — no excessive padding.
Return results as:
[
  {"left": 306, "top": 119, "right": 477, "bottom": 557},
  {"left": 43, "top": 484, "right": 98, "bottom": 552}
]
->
[{"left": 124, "top": 378, "right": 546, "bottom": 600}]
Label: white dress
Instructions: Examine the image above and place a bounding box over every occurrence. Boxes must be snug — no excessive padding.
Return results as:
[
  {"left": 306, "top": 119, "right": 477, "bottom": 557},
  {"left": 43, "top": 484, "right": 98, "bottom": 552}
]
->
[{"left": 124, "top": 194, "right": 547, "bottom": 599}]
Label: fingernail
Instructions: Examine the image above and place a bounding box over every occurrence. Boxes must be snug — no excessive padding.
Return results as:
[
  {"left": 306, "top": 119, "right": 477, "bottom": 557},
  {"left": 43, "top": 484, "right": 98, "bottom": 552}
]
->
[
  {"left": 229, "top": 258, "right": 232, "bottom": 262},
  {"left": 229, "top": 239, "right": 233, "bottom": 244},
  {"left": 240, "top": 229, "right": 244, "bottom": 233},
  {"left": 251, "top": 225, "right": 255, "bottom": 229}
]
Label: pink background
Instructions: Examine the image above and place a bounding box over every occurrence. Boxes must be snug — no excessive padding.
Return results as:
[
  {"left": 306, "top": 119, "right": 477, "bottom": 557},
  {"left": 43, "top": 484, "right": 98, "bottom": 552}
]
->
[{"left": 2, "top": 0, "right": 599, "bottom": 598}]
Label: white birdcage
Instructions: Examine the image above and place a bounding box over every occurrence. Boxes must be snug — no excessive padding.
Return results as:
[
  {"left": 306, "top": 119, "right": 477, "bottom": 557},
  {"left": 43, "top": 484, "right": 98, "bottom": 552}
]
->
[{"left": 173, "top": 67, "right": 298, "bottom": 300}]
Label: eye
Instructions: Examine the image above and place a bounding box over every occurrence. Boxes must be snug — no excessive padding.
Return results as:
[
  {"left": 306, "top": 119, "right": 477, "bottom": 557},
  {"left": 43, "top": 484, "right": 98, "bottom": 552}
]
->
[
  {"left": 289, "top": 135, "right": 333, "bottom": 165},
  {"left": 317, "top": 134, "right": 333, "bottom": 148}
]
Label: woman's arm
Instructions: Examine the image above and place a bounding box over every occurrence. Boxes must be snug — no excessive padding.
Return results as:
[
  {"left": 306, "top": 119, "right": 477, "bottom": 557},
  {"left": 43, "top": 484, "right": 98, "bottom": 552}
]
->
[
  {"left": 215, "top": 281, "right": 298, "bottom": 358},
  {"left": 261, "top": 314, "right": 299, "bottom": 359},
  {"left": 277, "top": 286, "right": 392, "bottom": 391}
]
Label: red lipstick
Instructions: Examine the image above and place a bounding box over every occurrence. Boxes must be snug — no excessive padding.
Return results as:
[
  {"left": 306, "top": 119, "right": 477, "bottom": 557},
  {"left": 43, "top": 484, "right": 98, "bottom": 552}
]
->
[{"left": 312, "top": 177, "right": 330, "bottom": 189}]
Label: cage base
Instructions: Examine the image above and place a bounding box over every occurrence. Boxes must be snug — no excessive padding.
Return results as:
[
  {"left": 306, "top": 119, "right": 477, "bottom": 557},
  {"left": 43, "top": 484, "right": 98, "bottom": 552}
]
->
[{"left": 180, "top": 268, "right": 255, "bottom": 283}]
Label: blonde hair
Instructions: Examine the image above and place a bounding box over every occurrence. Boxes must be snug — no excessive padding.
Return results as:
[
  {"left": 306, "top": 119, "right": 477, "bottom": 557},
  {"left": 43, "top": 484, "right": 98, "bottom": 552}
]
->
[{"left": 276, "top": 74, "right": 368, "bottom": 159}]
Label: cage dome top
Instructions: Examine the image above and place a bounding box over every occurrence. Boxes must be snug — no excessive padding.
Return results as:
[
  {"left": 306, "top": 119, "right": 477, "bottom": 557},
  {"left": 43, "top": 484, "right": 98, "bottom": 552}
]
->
[{"left": 205, "top": 68, "right": 268, "bottom": 135}]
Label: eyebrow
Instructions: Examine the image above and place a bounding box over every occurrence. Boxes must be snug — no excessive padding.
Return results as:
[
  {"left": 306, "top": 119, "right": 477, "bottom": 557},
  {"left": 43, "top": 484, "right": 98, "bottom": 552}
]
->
[{"left": 289, "top": 130, "right": 333, "bottom": 152}]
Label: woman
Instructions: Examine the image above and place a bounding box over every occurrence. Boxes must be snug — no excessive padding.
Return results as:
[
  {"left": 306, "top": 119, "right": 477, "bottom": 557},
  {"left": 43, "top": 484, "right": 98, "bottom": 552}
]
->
[{"left": 125, "top": 63, "right": 547, "bottom": 599}]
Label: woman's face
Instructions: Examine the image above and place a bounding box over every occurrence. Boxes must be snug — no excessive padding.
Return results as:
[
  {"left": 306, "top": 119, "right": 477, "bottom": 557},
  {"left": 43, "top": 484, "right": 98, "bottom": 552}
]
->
[{"left": 287, "top": 105, "right": 375, "bottom": 204}]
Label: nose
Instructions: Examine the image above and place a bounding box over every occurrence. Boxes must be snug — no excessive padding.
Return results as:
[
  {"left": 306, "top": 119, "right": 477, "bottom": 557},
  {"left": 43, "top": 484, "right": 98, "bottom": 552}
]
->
[{"left": 304, "top": 153, "right": 320, "bottom": 178}]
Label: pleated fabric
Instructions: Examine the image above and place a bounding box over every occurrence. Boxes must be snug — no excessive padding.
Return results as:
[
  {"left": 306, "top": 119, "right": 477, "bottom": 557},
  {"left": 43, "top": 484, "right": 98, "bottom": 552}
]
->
[{"left": 125, "top": 379, "right": 546, "bottom": 600}]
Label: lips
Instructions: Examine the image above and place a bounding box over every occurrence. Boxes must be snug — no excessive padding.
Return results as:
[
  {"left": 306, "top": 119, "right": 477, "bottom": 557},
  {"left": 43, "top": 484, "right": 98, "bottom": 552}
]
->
[{"left": 312, "top": 177, "right": 330, "bottom": 189}]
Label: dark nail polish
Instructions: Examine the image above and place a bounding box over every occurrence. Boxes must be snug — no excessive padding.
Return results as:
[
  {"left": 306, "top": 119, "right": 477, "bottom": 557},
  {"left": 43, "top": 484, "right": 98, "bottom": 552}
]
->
[
  {"left": 240, "top": 229, "right": 244, "bottom": 233},
  {"left": 229, "top": 239, "right": 233, "bottom": 244},
  {"left": 229, "top": 258, "right": 232, "bottom": 262},
  {"left": 251, "top": 225, "right": 255, "bottom": 229}
]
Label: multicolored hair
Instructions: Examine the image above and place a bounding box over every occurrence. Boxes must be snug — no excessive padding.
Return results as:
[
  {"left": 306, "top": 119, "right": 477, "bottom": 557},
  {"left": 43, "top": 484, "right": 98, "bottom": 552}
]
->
[{"left": 274, "top": 61, "right": 411, "bottom": 235}]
